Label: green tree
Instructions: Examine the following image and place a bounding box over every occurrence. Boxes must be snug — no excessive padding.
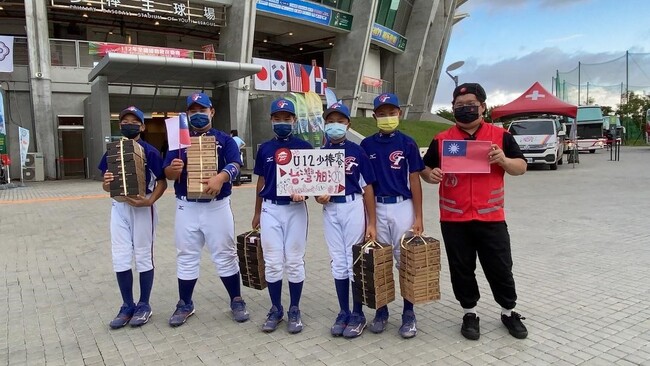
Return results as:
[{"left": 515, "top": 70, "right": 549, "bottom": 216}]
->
[
  {"left": 617, "top": 92, "right": 650, "bottom": 129},
  {"left": 600, "top": 106, "right": 614, "bottom": 115}
]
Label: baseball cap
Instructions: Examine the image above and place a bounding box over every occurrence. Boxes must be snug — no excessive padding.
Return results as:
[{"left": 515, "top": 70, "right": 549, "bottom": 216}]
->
[
  {"left": 270, "top": 98, "right": 296, "bottom": 115},
  {"left": 186, "top": 92, "right": 213, "bottom": 109},
  {"left": 373, "top": 93, "right": 400, "bottom": 111},
  {"left": 119, "top": 106, "right": 145, "bottom": 124},
  {"left": 453, "top": 83, "right": 487, "bottom": 103},
  {"left": 323, "top": 103, "right": 351, "bottom": 121}
]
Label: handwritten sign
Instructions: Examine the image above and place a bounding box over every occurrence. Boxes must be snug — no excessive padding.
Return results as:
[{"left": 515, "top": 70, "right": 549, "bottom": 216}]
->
[{"left": 275, "top": 149, "right": 345, "bottom": 196}]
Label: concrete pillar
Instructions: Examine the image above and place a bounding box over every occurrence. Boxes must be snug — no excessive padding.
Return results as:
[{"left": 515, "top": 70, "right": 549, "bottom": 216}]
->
[
  {"left": 88, "top": 76, "right": 112, "bottom": 180},
  {"left": 216, "top": 0, "right": 256, "bottom": 150},
  {"left": 328, "top": 0, "right": 379, "bottom": 116},
  {"left": 24, "top": 0, "right": 56, "bottom": 179},
  {"left": 398, "top": 0, "right": 457, "bottom": 120}
]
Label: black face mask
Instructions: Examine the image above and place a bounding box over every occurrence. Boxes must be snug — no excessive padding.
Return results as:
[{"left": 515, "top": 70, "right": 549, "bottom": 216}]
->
[
  {"left": 454, "top": 105, "right": 480, "bottom": 124},
  {"left": 120, "top": 124, "right": 141, "bottom": 139}
]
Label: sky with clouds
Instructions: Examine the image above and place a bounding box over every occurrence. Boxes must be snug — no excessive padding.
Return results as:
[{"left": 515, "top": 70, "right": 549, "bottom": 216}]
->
[{"left": 432, "top": 0, "right": 650, "bottom": 112}]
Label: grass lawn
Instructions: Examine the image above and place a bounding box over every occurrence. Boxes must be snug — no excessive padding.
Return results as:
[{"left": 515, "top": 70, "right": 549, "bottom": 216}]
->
[{"left": 350, "top": 117, "right": 451, "bottom": 147}]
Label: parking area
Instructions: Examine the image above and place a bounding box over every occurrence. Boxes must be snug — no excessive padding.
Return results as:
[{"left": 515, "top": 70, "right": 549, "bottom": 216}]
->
[{"left": 1, "top": 147, "right": 649, "bottom": 365}]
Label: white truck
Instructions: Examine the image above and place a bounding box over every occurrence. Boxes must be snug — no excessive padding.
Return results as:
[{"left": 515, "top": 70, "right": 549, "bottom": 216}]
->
[
  {"left": 507, "top": 117, "right": 566, "bottom": 170},
  {"left": 566, "top": 106, "right": 605, "bottom": 153}
]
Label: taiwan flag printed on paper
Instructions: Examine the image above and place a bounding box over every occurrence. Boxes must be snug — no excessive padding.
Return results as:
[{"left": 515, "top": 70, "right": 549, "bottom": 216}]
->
[{"left": 441, "top": 140, "right": 491, "bottom": 173}]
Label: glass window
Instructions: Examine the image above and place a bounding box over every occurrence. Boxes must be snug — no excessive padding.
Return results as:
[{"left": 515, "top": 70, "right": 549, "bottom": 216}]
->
[
  {"left": 509, "top": 121, "right": 555, "bottom": 136},
  {"left": 376, "top": 0, "right": 400, "bottom": 29}
]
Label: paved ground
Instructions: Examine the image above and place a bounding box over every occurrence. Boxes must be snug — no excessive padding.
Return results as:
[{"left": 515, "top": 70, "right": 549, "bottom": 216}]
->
[{"left": 1, "top": 147, "right": 649, "bottom": 366}]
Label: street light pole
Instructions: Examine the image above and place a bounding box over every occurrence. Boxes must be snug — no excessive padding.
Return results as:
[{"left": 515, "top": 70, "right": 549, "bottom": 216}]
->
[{"left": 445, "top": 61, "right": 465, "bottom": 87}]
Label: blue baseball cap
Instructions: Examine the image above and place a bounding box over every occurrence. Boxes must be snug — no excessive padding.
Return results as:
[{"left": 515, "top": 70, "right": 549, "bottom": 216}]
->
[
  {"left": 187, "top": 92, "right": 213, "bottom": 108},
  {"left": 323, "top": 103, "right": 351, "bottom": 121},
  {"left": 373, "top": 93, "right": 400, "bottom": 111},
  {"left": 119, "top": 106, "right": 145, "bottom": 124},
  {"left": 270, "top": 98, "right": 296, "bottom": 115}
]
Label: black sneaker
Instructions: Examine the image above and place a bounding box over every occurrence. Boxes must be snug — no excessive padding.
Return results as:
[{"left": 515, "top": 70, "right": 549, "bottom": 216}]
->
[
  {"left": 501, "top": 312, "right": 528, "bottom": 339},
  {"left": 461, "top": 313, "right": 480, "bottom": 340}
]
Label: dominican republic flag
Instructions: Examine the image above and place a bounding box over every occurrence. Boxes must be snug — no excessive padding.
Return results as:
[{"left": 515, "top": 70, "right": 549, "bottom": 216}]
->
[
  {"left": 288, "top": 62, "right": 303, "bottom": 92},
  {"left": 314, "top": 67, "right": 327, "bottom": 95},
  {"left": 165, "top": 113, "right": 192, "bottom": 151},
  {"left": 252, "top": 57, "right": 271, "bottom": 91},
  {"left": 301, "top": 65, "right": 315, "bottom": 93},
  {"left": 441, "top": 140, "right": 491, "bottom": 173},
  {"left": 270, "top": 60, "right": 287, "bottom": 91}
]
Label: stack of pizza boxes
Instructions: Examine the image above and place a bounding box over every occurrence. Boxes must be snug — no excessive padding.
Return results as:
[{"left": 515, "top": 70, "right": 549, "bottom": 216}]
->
[
  {"left": 106, "top": 139, "right": 146, "bottom": 202},
  {"left": 352, "top": 241, "right": 395, "bottom": 309},
  {"left": 236, "top": 231, "right": 266, "bottom": 290},
  {"left": 399, "top": 234, "right": 441, "bottom": 304},
  {"left": 186, "top": 135, "right": 218, "bottom": 199}
]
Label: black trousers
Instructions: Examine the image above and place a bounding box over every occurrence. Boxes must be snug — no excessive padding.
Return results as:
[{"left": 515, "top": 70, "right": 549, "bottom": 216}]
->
[{"left": 441, "top": 220, "right": 517, "bottom": 310}]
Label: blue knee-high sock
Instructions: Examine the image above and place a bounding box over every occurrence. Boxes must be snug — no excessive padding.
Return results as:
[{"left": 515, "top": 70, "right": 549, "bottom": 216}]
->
[
  {"left": 351, "top": 284, "right": 363, "bottom": 314},
  {"left": 116, "top": 270, "right": 134, "bottom": 306},
  {"left": 403, "top": 298, "right": 414, "bottom": 312},
  {"left": 138, "top": 269, "right": 154, "bottom": 304},
  {"left": 220, "top": 272, "right": 241, "bottom": 301},
  {"left": 289, "top": 281, "right": 304, "bottom": 308},
  {"left": 267, "top": 280, "right": 282, "bottom": 310},
  {"left": 178, "top": 278, "right": 197, "bottom": 305},
  {"left": 334, "top": 279, "right": 350, "bottom": 313}
]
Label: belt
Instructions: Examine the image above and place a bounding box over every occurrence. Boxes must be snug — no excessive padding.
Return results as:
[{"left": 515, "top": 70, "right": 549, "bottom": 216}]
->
[
  {"left": 177, "top": 195, "right": 226, "bottom": 203},
  {"left": 263, "top": 198, "right": 293, "bottom": 205},
  {"left": 329, "top": 194, "right": 358, "bottom": 203},
  {"left": 376, "top": 196, "right": 405, "bottom": 204}
]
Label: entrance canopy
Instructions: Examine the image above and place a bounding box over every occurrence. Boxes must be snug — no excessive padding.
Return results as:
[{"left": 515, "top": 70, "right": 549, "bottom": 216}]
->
[
  {"left": 491, "top": 82, "right": 578, "bottom": 120},
  {"left": 88, "top": 53, "right": 262, "bottom": 87}
]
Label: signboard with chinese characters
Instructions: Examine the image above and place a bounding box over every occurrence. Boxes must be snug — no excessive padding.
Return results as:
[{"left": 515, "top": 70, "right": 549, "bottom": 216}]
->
[
  {"left": 256, "top": 0, "right": 353, "bottom": 32},
  {"left": 89, "top": 42, "right": 194, "bottom": 58},
  {"left": 50, "top": 0, "right": 225, "bottom": 27},
  {"left": 275, "top": 148, "right": 345, "bottom": 196},
  {"left": 371, "top": 23, "right": 407, "bottom": 53}
]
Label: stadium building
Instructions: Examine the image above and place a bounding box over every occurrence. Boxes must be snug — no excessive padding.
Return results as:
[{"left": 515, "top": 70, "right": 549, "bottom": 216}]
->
[{"left": 0, "top": 0, "right": 465, "bottom": 180}]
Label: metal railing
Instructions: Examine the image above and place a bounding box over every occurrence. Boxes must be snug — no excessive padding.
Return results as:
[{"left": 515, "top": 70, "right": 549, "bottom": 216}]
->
[
  {"left": 12, "top": 36, "right": 226, "bottom": 69},
  {"left": 360, "top": 76, "right": 392, "bottom": 94}
]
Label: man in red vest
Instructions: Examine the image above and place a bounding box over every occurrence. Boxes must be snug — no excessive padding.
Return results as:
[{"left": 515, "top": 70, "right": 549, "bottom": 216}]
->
[{"left": 420, "top": 83, "right": 529, "bottom": 340}]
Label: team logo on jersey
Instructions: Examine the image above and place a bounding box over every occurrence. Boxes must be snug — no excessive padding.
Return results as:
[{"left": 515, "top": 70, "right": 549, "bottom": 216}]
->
[
  {"left": 444, "top": 174, "right": 458, "bottom": 188},
  {"left": 389, "top": 151, "right": 405, "bottom": 169},
  {"left": 378, "top": 94, "right": 391, "bottom": 103},
  {"left": 344, "top": 156, "right": 358, "bottom": 174},
  {"left": 274, "top": 148, "right": 292, "bottom": 165}
]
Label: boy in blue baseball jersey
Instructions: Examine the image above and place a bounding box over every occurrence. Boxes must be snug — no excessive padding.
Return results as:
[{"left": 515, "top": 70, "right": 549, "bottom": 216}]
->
[
  {"left": 251, "top": 98, "right": 313, "bottom": 334},
  {"left": 316, "top": 103, "right": 377, "bottom": 338},
  {"left": 163, "top": 92, "right": 249, "bottom": 327},
  {"left": 99, "top": 106, "right": 167, "bottom": 329},
  {"left": 360, "top": 93, "right": 425, "bottom": 339}
]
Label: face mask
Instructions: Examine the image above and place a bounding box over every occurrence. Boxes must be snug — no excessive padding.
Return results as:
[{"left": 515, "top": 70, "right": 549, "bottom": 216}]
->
[
  {"left": 273, "top": 122, "right": 293, "bottom": 138},
  {"left": 376, "top": 116, "right": 399, "bottom": 132},
  {"left": 120, "top": 124, "right": 141, "bottom": 139},
  {"left": 324, "top": 122, "right": 347, "bottom": 140},
  {"left": 189, "top": 113, "right": 211, "bottom": 129},
  {"left": 454, "top": 105, "right": 480, "bottom": 124}
]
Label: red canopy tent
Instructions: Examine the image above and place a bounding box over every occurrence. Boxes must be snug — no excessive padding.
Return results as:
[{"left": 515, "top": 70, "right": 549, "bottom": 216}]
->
[{"left": 491, "top": 82, "right": 578, "bottom": 120}]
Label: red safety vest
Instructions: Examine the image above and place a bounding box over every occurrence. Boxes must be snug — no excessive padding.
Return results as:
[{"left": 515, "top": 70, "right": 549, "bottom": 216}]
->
[{"left": 436, "top": 122, "right": 507, "bottom": 222}]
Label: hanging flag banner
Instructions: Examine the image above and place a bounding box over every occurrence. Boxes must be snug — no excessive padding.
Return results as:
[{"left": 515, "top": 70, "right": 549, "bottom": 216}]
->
[
  {"left": 0, "top": 35, "right": 14, "bottom": 73},
  {"left": 252, "top": 58, "right": 271, "bottom": 91},
  {"left": 288, "top": 62, "right": 303, "bottom": 92},
  {"left": 441, "top": 140, "right": 491, "bottom": 174},
  {"left": 270, "top": 60, "right": 288, "bottom": 91},
  {"left": 275, "top": 148, "right": 345, "bottom": 196},
  {"left": 314, "top": 67, "right": 327, "bottom": 95},
  {"left": 18, "top": 126, "right": 29, "bottom": 168}
]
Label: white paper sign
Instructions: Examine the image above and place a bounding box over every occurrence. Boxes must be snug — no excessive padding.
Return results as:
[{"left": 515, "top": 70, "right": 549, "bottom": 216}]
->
[{"left": 275, "top": 148, "right": 345, "bottom": 196}]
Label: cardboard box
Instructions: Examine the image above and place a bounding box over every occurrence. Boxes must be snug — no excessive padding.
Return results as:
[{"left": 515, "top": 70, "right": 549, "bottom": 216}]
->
[
  {"left": 189, "top": 136, "right": 216, "bottom": 144},
  {"left": 399, "top": 235, "right": 441, "bottom": 304},
  {"left": 236, "top": 231, "right": 266, "bottom": 290},
  {"left": 106, "top": 140, "right": 146, "bottom": 202},
  {"left": 352, "top": 241, "right": 395, "bottom": 309},
  {"left": 186, "top": 136, "right": 218, "bottom": 199}
]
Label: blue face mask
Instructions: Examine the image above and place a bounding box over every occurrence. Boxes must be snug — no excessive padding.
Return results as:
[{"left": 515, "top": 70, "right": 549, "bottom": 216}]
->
[
  {"left": 324, "top": 122, "right": 347, "bottom": 140},
  {"left": 120, "top": 124, "right": 141, "bottom": 139},
  {"left": 189, "top": 113, "right": 211, "bottom": 129},
  {"left": 273, "top": 122, "right": 293, "bottom": 138}
]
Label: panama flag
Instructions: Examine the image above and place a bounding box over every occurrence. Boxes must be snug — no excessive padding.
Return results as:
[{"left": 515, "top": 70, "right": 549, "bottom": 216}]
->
[
  {"left": 301, "top": 64, "right": 315, "bottom": 92},
  {"left": 314, "top": 67, "right": 327, "bottom": 95},
  {"left": 441, "top": 140, "right": 491, "bottom": 173},
  {"left": 270, "top": 60, "right": 287, "bottom": 91},
  {"left": 288, "top": 62, "right": 303, "bottom": 92},
  {"left": 252, "top": 57, "right": 271, "bottom": 91},
  {"left": 165, "top": 113, "right": 192, "bottom": 151}
]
